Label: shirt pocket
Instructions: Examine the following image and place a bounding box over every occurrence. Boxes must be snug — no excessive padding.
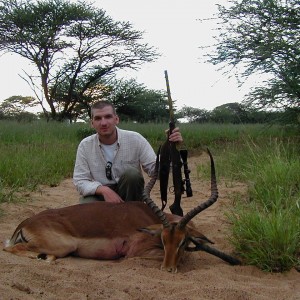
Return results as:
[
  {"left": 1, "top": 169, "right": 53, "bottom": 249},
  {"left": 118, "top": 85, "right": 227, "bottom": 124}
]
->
[
  {"left": 120, "top": 159, "right": 140, "bottom": 169},
  {"left": 114, "top": 160, "right": 140, "bottom": 178}
]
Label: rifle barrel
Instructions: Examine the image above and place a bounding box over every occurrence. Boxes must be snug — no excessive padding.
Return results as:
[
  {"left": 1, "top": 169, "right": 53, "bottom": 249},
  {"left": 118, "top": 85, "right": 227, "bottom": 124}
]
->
[{"left": 164, "top": 70, "right": 174, "bottom": 125}]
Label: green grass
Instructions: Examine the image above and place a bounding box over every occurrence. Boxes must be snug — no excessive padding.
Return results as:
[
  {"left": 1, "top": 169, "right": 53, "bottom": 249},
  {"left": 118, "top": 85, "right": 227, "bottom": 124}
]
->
[
  {"left": 228, "top": 205, "right": 299, "bottom": 272},
  {"left": 103, "top": 122, "right": 297, "bottom": 152},
  {"left": 199, "top": 138, "right": 300, "bottom": 272},
  {"left": 0, "top": 121, "right": 80, "bottom": 202}
]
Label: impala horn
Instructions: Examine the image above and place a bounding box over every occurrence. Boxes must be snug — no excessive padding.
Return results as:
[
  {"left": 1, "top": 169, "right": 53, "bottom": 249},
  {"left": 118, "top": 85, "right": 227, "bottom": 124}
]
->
[
  {"left": 177, "top": 148, "right": 218, "bottom": 230},
  {"left": 142, "top": 152, "right": 170, "bottom": 228}
]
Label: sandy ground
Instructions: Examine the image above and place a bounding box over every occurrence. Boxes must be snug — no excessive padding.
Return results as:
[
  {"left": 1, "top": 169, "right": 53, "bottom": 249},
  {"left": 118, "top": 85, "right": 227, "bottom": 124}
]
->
[{"left": 0, "top": 156, "right": 299, "bottom": 300}]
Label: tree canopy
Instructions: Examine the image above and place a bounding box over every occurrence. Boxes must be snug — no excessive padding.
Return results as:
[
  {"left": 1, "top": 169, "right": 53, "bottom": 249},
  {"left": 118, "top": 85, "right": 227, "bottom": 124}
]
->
[
  {"left": 107, "top": 79, "right": 169, "bottom": 123},
  {"left": 205, "top": 0, "right": 300, "bottom": 112},
  {"left": 176, "top": 103, "right": 290, "bottom": 124},
  {"left": 0, "top": 95, "right": 38, "bottom": 121},
  {"left": 0, "top": 78, "right": 171, "bottom": 123},
  {"left": 0, "top": 0, "right": 158, "bottom": 121}
]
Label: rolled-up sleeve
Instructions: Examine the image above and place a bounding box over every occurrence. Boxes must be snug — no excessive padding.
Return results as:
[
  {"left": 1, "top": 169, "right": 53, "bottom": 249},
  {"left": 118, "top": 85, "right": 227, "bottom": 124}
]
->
[{"left": 138, "top": 136, "right": 157, "bottom": 177}]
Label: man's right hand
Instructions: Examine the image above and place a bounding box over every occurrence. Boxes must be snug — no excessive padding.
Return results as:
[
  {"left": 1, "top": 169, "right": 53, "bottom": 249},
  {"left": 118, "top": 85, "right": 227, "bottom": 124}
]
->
[{"left": 96, "top": 186, "right": 124, "bottom": 203}]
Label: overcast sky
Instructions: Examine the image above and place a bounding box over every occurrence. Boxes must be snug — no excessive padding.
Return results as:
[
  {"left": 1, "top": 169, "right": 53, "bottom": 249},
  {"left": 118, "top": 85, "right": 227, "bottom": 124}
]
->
[{"left": 0, "top": 0, "right": 255, "bottom": 111}]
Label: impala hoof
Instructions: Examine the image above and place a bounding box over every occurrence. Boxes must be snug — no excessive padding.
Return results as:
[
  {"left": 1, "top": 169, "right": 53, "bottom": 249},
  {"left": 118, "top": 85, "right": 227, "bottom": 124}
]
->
[{"left": 161, "top": 265, "right": 177, "bottom": 273}]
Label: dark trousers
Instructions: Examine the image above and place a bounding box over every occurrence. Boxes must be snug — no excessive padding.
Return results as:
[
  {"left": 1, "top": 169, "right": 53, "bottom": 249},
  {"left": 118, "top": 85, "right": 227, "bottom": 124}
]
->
[{"left": 80, "top": 167, "right": 145, "bottom": 204}]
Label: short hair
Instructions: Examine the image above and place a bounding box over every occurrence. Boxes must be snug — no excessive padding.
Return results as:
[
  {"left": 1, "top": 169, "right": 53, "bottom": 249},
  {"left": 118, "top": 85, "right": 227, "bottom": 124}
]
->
[{"left": 91, "top": 101, "right": 117, "bottom": 117}]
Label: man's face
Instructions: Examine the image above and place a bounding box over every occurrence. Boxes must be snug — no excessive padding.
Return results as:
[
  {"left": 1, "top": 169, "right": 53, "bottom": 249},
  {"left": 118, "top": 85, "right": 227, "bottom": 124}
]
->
[{"left": 91, "top": 106, "right": 119, "bottom": 138}]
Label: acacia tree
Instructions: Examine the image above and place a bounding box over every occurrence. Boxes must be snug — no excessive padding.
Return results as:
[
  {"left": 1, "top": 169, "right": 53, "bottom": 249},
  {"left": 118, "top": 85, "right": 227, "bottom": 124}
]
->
[
  {"left": 107, "top": 79, "right": 169, "bottom": 123},
  {"left": 0, "top": 0, "right": 158, "bottom": 121},
  {"left": 0, "top": 95, "right": 38, "bottom": 120},
  {"left": 211, "top": 103, "right": 249, "bottom": 124},
  {"left": 176, "top": 106, "right": 210, "bottom": 123},
  {"left": 205, "top": 0, "right": 300, "bottom": 111}
]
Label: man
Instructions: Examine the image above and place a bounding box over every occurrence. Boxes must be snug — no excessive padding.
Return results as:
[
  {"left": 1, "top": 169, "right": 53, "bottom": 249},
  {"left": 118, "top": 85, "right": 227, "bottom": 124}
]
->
[{"left": 73, "top": 100, "right": 183, "bottom": 203}]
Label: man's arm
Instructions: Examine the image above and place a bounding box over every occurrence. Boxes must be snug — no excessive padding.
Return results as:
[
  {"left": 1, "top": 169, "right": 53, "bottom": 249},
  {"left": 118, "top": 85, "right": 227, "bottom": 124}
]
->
[{"left": 73, "top": 143, "right": 102, "bottom": 196}]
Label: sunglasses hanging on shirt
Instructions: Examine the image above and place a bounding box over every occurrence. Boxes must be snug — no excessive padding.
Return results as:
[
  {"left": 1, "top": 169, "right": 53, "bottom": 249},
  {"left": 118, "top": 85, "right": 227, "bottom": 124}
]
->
[{"left": 105, "top": 161, "right": 113, "bottom": 180}]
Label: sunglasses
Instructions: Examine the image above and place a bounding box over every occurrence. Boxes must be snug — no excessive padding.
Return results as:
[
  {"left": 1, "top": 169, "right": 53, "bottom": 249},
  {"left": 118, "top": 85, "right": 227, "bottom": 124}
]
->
[{"left": 105, "top": 161, "right": 113, "bottom": 180}]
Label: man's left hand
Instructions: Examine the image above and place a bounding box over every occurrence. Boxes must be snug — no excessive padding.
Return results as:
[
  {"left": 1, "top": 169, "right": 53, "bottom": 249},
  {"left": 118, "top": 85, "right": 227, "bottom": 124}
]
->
[{"left": 168, "top": 127, "right": 183, "bottom": 143}]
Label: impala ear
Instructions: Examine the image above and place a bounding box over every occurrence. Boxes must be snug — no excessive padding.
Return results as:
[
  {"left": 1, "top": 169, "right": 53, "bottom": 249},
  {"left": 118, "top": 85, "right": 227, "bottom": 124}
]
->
[
  {"left": 137, "top": 224, "right": 163, "bottom": 237},
  {"left": 186, "top": 226, "right": 215, "bottom": 244}
]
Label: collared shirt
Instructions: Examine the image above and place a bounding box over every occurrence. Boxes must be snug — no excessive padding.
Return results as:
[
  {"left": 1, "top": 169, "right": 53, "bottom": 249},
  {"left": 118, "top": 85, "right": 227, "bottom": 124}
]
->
[{"left": 73, "top": 127, "right": 157, "bottom": 196}]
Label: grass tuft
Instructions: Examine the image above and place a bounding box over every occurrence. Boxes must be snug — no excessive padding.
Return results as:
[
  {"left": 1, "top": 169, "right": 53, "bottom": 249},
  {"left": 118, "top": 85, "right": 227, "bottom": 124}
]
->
[{"left": 206, "top": 138, "right": 300, "bottom": 272}]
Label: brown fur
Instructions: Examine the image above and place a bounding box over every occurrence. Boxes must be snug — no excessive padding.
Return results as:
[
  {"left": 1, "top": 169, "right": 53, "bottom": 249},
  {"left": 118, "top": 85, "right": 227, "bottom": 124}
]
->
[{"left": 4, "top": 201, "right": 210, "bottom": 272}]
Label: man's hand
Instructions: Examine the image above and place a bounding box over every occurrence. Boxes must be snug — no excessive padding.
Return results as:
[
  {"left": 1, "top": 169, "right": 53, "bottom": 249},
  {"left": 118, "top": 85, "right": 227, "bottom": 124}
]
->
[
  {"left": 168, "top": 127, "right": 183, "bottom": 143},
  {"left": 96, "top": 186, "right": 124, "bottom": 203}
]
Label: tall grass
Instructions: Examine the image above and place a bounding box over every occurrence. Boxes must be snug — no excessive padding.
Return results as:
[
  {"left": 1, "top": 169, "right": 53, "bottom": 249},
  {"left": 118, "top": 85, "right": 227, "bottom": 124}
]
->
[
  {"left": 120, "top": 122, "right": 297, "bottom": 152},
  {"left": 0, "top": 121, "right": 80, "bottom": 202},
  {"left": 1, "top": 120, "right": 297, "bottom": 201},
  {"left": 205, "top": 138, "right": 300, "bottom": 272},
  {"left": 229, "top": 205, "right": 299, "bottom": 272}
]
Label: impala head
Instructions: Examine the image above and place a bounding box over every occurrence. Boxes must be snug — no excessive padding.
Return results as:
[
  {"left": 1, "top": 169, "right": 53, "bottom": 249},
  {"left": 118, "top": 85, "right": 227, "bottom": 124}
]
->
[
  {"left": 160, "top": 223, "right": 187, "bottom": 272},
  {"left": 142, "top": 148, "right": 218, "bottom": 273},
  {"left": 139, "top": 222, "right": 188, "bottom": 273}
]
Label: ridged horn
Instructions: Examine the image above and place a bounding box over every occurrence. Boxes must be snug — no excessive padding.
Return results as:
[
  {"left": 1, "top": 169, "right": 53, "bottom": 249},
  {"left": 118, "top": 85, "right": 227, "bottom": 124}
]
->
[
  {"left": 177, "top": 148, "right": 218, "bottom": 229},
  {"left": 142, "top": 152, "right": 170, "bottom": 228}
]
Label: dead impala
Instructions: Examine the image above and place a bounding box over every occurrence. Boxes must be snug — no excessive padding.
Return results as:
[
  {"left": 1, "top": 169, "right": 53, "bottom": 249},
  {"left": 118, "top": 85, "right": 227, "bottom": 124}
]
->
[{"left": 3, "top": 149, "right": 240, "bottom": 272}]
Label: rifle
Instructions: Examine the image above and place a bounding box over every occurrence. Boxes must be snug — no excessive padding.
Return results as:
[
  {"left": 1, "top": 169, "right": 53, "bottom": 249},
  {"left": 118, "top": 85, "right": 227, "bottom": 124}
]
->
[
  {"left": 158, "top": 70, "right": 192, "bottom": 216},
  {"left": 180, "top": 149, "right": 193, "bottom": 197}
]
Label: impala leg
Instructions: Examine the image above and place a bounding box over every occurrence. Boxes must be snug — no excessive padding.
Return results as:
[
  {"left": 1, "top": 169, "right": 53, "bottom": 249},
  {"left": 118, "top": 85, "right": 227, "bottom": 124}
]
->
[
  {"left": 4, "top": 243, "right": 57, "bottom": 262},
  {"left": 187, "top": 237, "right": 241, "bottom": 265},
  {"left": 197, "top": 243, "right": 241, "bottom": 266}
]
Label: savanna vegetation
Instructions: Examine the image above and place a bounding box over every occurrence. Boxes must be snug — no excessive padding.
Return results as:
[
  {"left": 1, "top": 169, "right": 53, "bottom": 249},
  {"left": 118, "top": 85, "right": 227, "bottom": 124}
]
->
[
  {"left": 0, "top": 0, "right": 299, "bottom": 274},
  {"left": 0, "top": 120, "right": 299, "bottom": 273}
]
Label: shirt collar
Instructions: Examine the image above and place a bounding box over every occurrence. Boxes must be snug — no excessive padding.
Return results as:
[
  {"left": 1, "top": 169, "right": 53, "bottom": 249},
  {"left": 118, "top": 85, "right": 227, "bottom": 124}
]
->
[{"left": 97, "top": 127, "right": 121, "bottom": 147}]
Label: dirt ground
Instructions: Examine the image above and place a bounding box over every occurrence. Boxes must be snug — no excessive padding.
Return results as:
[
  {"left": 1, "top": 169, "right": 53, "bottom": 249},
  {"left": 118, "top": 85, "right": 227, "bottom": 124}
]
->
[{"left": 0, "top": 156, "right": 299, "bottom": 300}]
